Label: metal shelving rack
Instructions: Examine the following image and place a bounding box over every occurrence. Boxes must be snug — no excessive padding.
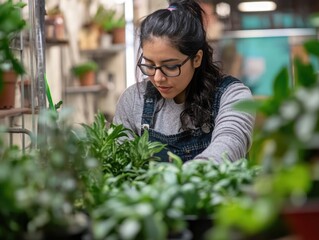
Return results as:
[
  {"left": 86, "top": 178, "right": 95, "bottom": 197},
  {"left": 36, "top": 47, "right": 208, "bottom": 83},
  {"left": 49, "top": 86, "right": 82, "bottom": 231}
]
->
[
  {"left": 28, "top": 0, "right": 46, "bottom": 139},
  {"left": 0, "top": 0, "right": 46, "bottom": 148}
]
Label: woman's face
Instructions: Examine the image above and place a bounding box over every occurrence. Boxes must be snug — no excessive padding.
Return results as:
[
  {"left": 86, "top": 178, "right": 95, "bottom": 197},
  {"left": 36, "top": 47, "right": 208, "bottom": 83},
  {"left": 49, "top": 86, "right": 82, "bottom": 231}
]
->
[{"left": 141, "top": 37, "right": 202, "bottom": 104}]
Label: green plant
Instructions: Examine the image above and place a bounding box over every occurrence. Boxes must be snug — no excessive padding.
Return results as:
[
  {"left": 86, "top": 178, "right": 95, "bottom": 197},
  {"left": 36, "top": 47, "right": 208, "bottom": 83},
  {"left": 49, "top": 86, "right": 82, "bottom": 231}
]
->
[
  {"left": 0, "top": 109, "right": 96, "bottom": 239},
  {"left": 93, "top": 5, "right": 125, "bottom": 32},
  {"left": 88, "top": 156, "right": 259, "bottom": 240},
  {"left": 77, "top": 112, "right": 260, "bottom": 240},
  {"left": 236, "top": 39, "right": 319, "bottom": 166},
  {"left": 0, "top": 107, "right": 262, "bottom": 240},
  {"left": 210, "top": 39, "right": 319, "bottom": 240},
  {"left": 0, "top": 0, "right": 26, "bottom": 89},
  {"left": 81, "top": 112, "right": 165, "bottom": 183},
  {"left": 71, "top": 60, "right": 98, "bottom": 77}
]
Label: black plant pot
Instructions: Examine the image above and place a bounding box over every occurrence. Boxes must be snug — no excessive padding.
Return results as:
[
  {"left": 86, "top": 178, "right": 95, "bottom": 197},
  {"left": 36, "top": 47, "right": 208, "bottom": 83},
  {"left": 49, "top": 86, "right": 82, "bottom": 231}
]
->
[
  {"left": 24, "top": 212, "right": 93, "bottom": 240},
  {"left": 244, "top": 214, "right": 290, "bottom": 240},
  {"left": 167, "top": 229, "right": 193, "bottom": 240},
  {"left": 184, "top": 215, "right": 213, "bottom": 240}
]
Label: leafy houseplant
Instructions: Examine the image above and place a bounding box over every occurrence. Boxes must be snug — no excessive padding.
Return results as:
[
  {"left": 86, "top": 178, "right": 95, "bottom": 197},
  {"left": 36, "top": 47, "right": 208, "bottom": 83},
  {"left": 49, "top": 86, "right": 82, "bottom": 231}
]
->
[
  {"left": 80, "top": 112, "right": 165, "bottom": 187},
  {"left": 71, "top": 60, "right": 98, "bottom": 86},
  {"left": 0, "top": 110, "right": 95, "bottom": 239},
  {"left": 0, "top": 107, "right": 261, "bottom": 240},
  {"left": 210, "top": 39, "right": 319, "bottom": 240},
  {"left": 93, "top": 5, "right": 125, "bottom": 33},
  {"left": 45, "top": 5, "right": 65, "bottom": 40},
  {"left": 0, "top": 0, "right": 26, "bottom": 109},
  {"left": 77, "top": 112, "right": 259, "bottom": 240},
  {"left": 93, "top": 5, "right": 125, "bottom": 44},
  {"left": 87, "top": 156, "right": 259, "bottom": 240}
]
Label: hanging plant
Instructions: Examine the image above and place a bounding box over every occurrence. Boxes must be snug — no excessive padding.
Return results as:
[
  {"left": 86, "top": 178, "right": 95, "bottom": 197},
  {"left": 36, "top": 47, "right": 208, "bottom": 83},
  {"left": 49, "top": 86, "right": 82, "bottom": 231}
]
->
[{"left": 0, "top": 0, "right": 26, "bottom": 88}]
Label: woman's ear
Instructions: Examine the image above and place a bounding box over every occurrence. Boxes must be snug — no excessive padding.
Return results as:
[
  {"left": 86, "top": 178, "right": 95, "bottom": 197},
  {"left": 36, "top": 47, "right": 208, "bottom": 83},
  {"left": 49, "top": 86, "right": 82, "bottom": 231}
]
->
[{"left": 193, "top": 49, "right": 203, "bottom": 68}]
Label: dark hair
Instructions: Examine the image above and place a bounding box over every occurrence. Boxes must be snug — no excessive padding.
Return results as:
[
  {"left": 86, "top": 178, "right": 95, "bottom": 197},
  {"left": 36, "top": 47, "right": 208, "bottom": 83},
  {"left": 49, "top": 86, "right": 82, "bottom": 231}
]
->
[{"left": 139, "top": 0, "right": 223, "bottom": 130}]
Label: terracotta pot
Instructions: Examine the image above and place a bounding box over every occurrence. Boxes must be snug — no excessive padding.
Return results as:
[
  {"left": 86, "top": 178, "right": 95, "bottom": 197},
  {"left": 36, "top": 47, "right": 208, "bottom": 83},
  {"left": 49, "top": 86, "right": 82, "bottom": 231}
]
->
[
  {"left": 18, "top": 80, "right": 32, "bottom": 108},
  {"left": 283, "top": 200, "right": 319, "bottom": 240},
  {"left": 79, "top": 71, "right": 95, "bottom": 86},
  {"left": 112, "top": 27, "right": 125, "bottom": 44},
  {"left": 0, "top": 70, "right": 17, "bottom": 109},
  {"left": 45, "top": 14, "right": 65, "bottom": 40}
]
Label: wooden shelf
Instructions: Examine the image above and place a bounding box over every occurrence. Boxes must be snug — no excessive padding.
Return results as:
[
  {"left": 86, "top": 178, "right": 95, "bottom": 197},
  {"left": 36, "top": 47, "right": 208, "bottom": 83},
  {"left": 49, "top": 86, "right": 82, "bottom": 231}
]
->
[
  {"left": 65, "top": 84, "right": 108, "bottom": 94},
  {"left": 80, "top": 44, "right": 125, "bottom": 59},
  {"left": 46, "top": 38, "right": 69, "bottom": 46},
  {"left": 0, "top": 108, "right": 32, "bottom": 119},
  {"left": 15, "top": 37, "right": 69, "bottom": 49}
]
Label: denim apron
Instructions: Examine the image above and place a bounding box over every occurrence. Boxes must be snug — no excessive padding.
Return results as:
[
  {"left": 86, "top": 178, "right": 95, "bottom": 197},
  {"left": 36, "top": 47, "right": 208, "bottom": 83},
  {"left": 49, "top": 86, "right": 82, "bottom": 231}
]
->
[{"left": 141, "top": 76, "right": 241, "bottom": 162}]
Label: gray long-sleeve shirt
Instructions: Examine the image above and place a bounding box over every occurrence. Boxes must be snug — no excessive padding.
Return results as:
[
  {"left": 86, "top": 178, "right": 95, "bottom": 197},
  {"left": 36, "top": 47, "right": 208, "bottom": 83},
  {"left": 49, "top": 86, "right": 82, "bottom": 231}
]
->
[{"left": 113, "top": 80, "right": 255, "bottom": 162}]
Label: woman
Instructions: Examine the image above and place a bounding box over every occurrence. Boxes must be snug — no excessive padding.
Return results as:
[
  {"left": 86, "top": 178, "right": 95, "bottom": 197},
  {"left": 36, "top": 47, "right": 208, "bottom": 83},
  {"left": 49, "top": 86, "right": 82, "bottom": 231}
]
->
[{"left": 113, "top": 0, "right": 254, "bottom": 163}]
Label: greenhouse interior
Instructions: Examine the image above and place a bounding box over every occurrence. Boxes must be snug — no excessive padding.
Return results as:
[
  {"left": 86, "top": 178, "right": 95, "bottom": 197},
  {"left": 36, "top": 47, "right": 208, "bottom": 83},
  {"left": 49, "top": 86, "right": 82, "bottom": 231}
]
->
[{"left": 0, "top": 0, "right": 319, "bottom": 239}]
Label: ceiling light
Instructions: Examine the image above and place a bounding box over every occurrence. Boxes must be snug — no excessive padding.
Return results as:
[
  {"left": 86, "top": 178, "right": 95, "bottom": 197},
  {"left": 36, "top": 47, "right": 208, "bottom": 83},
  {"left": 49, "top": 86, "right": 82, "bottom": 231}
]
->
[
  {"left": 216, "top": 2, "right": 231, "bottom": 18},
  {"left": 238, "top": 1, "right": 277, "bottom": 12}
]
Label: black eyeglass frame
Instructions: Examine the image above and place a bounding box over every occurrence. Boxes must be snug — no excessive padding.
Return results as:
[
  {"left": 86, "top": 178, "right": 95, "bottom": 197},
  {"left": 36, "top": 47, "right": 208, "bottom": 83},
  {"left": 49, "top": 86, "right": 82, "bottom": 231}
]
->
[{"left": 137, "top": 55, "right": 193, "bottom": 77}]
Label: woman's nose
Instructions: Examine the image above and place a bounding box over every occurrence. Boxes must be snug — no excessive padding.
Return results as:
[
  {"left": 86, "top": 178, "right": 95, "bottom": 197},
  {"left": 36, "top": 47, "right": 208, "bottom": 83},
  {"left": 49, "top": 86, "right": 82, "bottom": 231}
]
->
[{"left": 153, "top": 68, "right": 166, "bottom": 82}]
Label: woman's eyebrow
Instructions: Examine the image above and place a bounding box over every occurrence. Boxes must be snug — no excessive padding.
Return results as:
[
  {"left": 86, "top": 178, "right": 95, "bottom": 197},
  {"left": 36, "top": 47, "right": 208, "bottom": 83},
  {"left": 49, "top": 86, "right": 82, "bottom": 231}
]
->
[{"left": 142, "top": 56, "right": 180, "bottom": 64}]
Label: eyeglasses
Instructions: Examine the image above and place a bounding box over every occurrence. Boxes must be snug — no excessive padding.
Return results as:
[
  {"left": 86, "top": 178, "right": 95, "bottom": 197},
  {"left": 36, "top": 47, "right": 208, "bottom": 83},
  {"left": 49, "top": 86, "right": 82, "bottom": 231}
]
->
[{"left": 137, "top": 55, "right": 192, "bottom": 77}]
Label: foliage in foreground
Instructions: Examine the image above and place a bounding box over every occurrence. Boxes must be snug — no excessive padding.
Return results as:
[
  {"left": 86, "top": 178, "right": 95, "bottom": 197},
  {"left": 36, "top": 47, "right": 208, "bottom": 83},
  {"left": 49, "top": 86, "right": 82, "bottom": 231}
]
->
[
  {"left": 0, "top": 110, "right": 260, "bottom": 240},
  {"left": 91, "top": 157, "right": 260, "bottom": 240},
  {"left": 80, "top": 113, "right": 260, "bottom": 240},
  {"left": 212, "top": 39, "right": 319, "bottom": 240}
]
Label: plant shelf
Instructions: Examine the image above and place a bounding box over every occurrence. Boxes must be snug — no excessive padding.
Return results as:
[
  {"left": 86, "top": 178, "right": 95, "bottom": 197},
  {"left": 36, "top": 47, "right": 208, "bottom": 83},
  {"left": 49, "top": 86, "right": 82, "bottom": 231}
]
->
[{"left": 65, "top": 84, "right": 108, "bottom": 94}]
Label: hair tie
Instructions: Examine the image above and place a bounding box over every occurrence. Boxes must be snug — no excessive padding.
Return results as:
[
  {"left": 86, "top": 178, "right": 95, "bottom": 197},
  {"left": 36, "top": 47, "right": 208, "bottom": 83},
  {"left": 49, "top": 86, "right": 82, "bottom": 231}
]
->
[{"left": 167, "top": 5, "right": 177, "bottom": 11}]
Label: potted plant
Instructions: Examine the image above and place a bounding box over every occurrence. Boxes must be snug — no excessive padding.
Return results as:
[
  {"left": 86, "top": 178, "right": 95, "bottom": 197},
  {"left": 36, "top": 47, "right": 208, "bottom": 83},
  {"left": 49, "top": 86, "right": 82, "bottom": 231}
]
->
[
  {"left": 109, "top": 13, "right": 125, "bottom": 44},
  {"left": 0, "top": 107, "right": 261, "bottom": 240},
  {"left": 45, "top": 5, "right": 66, "bottom": 40},
  {"left": 0, "top": 0, "right": 26, "bottom": 109},
  {"left": 0, "top": 110, "right": 95, "bottom": 239},
  {"left": 209, "top": 38, "right": 319, "bottom": 240},
  {"left": 71, "top": 60, "right": 98, "bottom": 86},
  {"left": 92, "top": 5, "right": 125, "bottom": 45},
  {"left": 77, "top": 113, "right": 260, "bottom": 240}
]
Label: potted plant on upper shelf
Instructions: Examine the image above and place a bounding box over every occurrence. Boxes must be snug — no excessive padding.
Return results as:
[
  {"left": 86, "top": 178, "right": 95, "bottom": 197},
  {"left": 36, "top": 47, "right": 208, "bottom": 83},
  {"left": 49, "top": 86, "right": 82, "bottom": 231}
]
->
[
  {"left": 71, "top": 60, "right": 98, "bottom": 86},
  {"left": 45, "top": 5, "right": 66, "bottom": 41},
  {"left": 109, "top": 13, "right": 125, "bottom": 44},
  {"left": 0, "top": 0, "right": 26, "bottom": 109},
  {"left": 92, "top": 5, "right": 125, "bottom": 46}
]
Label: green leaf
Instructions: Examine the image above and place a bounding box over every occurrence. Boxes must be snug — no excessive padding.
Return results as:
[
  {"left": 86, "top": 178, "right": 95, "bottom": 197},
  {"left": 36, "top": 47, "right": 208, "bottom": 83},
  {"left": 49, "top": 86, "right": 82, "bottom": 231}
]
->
[
  {"left": 232, "top": 99, "right": 261, "bottom": 114},
  {"left": 93, "top": 218, "right": 118, "bottom": 239},
  {"left": 54, "top": 100, "right": 63, "bottom": 110},
  {"left": 15, "top": 2, "right": 27, "bottom": 8},
  {"left": 143, "top": 213, "right": 167, "bottom": 240},
  {"left": 45, "top": 74, "right": 55, "bottom": 111},
  {"left": 119, "top": 219, "right": 141, "bottom": 240},
  {"left": 273, "top": 67, "right": 290, "bottom": 102},
  {"left": 167, "top": 151, "right": 183, "bottom": 168},
  {"left": 294, "top": 58, "right": 316, "bottom": 87},
  {"left": 304, "top": 39, "right": 319, "bottom": 58}
]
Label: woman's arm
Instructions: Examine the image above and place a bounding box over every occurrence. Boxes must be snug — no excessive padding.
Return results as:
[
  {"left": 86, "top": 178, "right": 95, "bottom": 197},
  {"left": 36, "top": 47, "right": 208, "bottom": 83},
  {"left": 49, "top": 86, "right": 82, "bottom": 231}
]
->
[
  {"left": 113, "top": 83, "right": 145, "bottom": 137},
  {"left": 194, "top": 83, "right": 255, "bottom": 162}
]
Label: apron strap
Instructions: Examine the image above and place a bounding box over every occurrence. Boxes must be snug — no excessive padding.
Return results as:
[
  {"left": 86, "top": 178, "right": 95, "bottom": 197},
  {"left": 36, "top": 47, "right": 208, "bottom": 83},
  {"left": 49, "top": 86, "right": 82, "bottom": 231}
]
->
[
  {"left": 141, "top": 81, "right": 157, "bottom": 130},
  {"left": 212, "top": 76, "right": 241, "bottom": 119}
]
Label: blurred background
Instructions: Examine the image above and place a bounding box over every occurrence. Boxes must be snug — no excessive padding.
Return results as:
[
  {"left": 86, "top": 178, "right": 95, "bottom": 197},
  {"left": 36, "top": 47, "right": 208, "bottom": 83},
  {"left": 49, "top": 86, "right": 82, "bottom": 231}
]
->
[
  {"left": 41, "top": 0, "right": 318, "bottom": 123},
  {"left": 2, "top": 0, "right": 319, "bottom": 135}
]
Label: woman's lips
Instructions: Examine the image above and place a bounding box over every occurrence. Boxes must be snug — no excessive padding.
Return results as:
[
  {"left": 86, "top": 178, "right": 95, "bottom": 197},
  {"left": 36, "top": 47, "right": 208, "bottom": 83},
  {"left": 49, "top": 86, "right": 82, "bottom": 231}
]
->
[{"left": 157, "top": 86, "right": 172, "bottom": 93}]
